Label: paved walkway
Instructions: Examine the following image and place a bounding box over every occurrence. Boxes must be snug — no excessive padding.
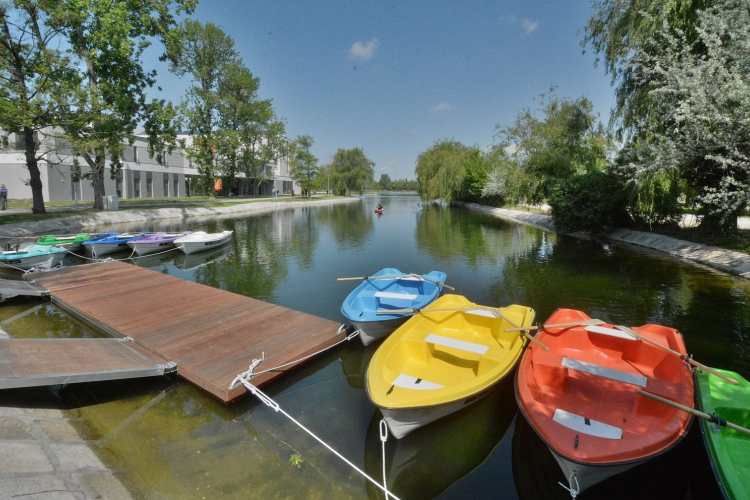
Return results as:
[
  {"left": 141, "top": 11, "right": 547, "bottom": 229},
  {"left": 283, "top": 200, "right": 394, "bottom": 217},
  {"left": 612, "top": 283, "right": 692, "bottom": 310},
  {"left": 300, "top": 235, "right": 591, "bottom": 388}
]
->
[{"left": 459, "top": 202, "right": 750, "bottom": 279}]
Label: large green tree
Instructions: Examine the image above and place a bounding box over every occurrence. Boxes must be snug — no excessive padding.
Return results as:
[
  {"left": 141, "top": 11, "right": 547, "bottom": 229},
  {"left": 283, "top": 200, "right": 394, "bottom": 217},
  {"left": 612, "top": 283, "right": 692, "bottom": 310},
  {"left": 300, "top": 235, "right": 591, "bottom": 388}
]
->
[
  {"left": 0, "top": 2, "right": 76, "bottom": 213},
  {"left": 415, "top": 140, "right": 471, "bottom": 204},
  {"left": 170, "top": 20, "right": 239, "bottom": 196},
  {"left": 44, "top": 0, "right": 193, "bottom": 209},
  {"left": 328, "top": 147, "right": 374, "bottom": 195},
  {"left": 618, "top": 0, "right": 750, "bottom": 234},
  {"left": 488, "top": 93, "right": 612, "bottom": 205},
  {"left": 292, "top": 135, "right": 318, "bottom": 197}
]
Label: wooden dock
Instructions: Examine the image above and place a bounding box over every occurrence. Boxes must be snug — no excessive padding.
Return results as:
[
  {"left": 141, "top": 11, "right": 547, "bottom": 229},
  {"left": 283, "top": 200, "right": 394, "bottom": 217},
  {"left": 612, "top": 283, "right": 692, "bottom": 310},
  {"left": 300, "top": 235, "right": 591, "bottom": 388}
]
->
[{"left": 23, "top": 261, "right": 346, "bottom": 402}]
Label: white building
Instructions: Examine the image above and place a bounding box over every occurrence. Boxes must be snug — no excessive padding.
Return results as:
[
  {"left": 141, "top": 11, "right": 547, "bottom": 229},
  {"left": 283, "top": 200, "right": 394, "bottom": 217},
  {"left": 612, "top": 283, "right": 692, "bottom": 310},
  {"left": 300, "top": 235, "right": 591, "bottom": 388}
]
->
[{"left": 0, "top": 130, "right": 297, "bottom": 202}]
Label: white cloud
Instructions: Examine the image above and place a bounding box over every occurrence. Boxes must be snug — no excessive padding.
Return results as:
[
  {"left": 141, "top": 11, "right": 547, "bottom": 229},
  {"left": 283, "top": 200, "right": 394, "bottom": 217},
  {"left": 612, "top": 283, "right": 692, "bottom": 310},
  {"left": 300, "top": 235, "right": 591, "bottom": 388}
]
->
[
  {"left": 348, "top": 38, "right": 379, "bottom": 60},
  {"left": 431, "top": 103, "right": 452, "bottom": 113},
  {"left": 521, "top": 19, "right": 539, "bottom": 34},
  {"left": 499, "top": 14, "right": 539, "bottom": 35}
]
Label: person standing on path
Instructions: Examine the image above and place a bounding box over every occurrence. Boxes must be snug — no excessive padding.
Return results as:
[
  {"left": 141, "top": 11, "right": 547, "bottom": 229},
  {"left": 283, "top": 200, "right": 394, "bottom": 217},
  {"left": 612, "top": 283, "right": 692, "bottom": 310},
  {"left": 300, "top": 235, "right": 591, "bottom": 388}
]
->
[{"left": 0, "top": 185, "right": 7, "bottom": 210}]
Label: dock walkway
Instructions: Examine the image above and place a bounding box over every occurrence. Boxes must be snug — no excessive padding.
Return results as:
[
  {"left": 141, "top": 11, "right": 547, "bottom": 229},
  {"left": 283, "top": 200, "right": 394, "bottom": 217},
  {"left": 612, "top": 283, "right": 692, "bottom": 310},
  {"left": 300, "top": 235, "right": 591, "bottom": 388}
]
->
[{"left": 22, "top": 261, "right": 346, "bottom": 402}]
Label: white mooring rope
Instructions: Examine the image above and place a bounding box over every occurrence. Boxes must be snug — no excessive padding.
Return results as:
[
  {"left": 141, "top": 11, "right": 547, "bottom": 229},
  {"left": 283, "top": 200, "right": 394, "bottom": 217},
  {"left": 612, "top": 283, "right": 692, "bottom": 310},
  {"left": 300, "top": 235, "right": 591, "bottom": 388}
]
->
[
  {"left": 230, "top": 326, "right": 401, "bottom": 500},
  {"left": 234, "top": 376, "right": 401, "bottom": 500}
]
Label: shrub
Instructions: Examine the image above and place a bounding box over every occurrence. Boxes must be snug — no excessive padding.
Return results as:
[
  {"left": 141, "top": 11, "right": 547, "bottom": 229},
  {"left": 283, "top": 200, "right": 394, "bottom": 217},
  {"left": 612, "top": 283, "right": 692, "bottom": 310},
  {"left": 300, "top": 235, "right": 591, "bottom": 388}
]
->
[{"left": 550, "top": 171, "right": 629, "bottom": 234}]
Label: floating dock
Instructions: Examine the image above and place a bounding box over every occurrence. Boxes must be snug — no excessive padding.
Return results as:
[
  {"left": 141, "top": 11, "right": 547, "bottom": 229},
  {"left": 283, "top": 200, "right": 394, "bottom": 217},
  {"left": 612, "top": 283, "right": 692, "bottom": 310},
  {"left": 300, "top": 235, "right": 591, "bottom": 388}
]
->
[{"left": 15, "top": 261, "right": 346, "bottom": 402}]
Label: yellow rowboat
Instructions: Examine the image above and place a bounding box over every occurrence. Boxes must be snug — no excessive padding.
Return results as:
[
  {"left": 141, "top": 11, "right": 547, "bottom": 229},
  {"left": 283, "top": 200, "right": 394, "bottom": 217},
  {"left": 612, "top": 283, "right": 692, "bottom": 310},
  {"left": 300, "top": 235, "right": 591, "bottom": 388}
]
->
[{"left": 366, "top": 294, "right": 535, "bottom": 439}]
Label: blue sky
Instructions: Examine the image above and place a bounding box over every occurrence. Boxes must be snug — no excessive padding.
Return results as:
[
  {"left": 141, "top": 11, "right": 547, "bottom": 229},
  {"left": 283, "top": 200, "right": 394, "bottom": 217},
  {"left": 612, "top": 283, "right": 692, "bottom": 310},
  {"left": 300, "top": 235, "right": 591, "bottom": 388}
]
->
[{"left": 148, "top": 1, "right": 615, "bottom": 180}]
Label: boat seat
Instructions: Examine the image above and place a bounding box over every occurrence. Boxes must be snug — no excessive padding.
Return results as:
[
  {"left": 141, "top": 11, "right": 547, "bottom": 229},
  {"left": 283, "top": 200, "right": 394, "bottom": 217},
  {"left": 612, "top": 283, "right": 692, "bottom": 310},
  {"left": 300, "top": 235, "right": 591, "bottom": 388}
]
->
[
  {"left": 585, "top": 325, "right": 636, "bottom": 341},
  {"left": 553, "top": 408, "right": 623, "bottom": 439},
  {"left": 562, "top": 357, "right": 647, "bottom": 387},
  {"left": 425, "top": 333, "right": 489, "bottom": 355},
  {"left": 374, "top": 291, "right": 418, "bottom": 300},
  {"left": 391, "top": 373, "right": 443, "bottom": 391}
]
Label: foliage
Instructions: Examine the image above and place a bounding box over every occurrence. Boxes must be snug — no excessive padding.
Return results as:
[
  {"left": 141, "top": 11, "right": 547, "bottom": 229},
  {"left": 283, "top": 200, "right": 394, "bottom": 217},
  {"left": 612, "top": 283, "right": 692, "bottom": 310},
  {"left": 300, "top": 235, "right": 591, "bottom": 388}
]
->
[
  {"left": 328, "top": 147, "right": 375, "bottom": 195},
  {"left": 375, "top": 175, "right": 417, "bottom": 191},
  {"left": 289, "top": 454, "right": 303, "bottom": 468},
  {"left": 42, "top": 0, "right": 194, "bottom": 209},
  {"left": 615, "top": 162, "right": 683, "bottom": 229},
  {"left": 378, "top": 173, "right": 392, "bottom": 190},
  {"left": 490, "top": 92, "right": 613, "bottom": 205},
  {"left": 617, "top": 0, "right": 750, "bottom": 234},
  {"left": 582, "top": 0, "right": 709, "bottom": 138},
  {"left": 292, "top": 135, "right": 318, "bottom": 197},
  {"left": 549, "top": 170, "right": 630, "bottom": 235},
  {"left": 414, "top": 140, "right": 490, "bottom": 204},
  {"left": 0, "top": 3, "right": 79, "bottom": 214},
  {"left": 171, "top": 20, "right": 240, "bottom": 195}
]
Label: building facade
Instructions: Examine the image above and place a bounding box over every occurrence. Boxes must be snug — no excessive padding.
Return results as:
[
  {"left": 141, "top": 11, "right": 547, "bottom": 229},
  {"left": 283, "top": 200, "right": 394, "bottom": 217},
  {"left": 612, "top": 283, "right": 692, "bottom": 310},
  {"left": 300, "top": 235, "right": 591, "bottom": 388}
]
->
[{"left": 0, "top": 131, "right": 297, "bottom": 203}]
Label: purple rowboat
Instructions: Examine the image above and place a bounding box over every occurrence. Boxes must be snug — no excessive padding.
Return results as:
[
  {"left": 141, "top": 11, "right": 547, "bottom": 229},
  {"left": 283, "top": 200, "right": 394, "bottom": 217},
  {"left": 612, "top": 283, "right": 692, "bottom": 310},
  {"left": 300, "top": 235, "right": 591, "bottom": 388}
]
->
[{"left": 127, "top": 232, "right": 190, "bottom": 256}]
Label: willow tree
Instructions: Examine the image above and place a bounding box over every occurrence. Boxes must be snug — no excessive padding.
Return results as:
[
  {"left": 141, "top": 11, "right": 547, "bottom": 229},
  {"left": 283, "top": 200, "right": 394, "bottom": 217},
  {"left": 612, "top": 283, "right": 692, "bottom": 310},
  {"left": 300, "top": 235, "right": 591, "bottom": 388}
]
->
[
  {"left": 42, "top": 0, "right": 193, "bottom": 209},
  {"left": 329, "top": 147, "right": 374, "bottom": 195}
]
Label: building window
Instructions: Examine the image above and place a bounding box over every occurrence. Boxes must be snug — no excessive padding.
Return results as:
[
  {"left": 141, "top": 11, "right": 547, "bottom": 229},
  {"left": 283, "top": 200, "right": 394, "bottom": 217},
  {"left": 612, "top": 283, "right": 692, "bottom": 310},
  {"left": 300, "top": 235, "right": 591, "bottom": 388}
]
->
[
  {"left": 133, "top": 172, "right": 141, "bottom": 198},
  {"left": 162, "top": 151, "right": 169, "bottom": 167},
  {"left": 163, "top": 173, "right": 169, "bottom": 196},
  {"left": 116, "top": 172, "right": 123, "bottom": 198},
  {"left": 173, "top": 176, "right": 179, "bottom": 197},
  {"left": 146, "top": 172, "right": 153, "bottom": 198},
  {"left": 134, "top": 146, "right": 140, "bottom": 163}
]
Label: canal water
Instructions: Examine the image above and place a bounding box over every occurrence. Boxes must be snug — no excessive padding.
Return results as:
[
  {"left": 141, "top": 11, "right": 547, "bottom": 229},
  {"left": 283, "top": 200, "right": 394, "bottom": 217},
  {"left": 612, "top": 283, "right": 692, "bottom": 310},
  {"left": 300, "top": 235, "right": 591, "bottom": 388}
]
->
[{"left": 2, "top": 194, "right": 748, "bottom": 499}]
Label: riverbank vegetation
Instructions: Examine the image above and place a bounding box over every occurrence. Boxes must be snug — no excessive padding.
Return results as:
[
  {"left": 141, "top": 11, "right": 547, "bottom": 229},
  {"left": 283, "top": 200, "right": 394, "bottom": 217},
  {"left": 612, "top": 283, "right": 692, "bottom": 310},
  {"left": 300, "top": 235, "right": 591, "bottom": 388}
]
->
[{"left": 415, "top": 0, "right": 750, "bottom": 241}]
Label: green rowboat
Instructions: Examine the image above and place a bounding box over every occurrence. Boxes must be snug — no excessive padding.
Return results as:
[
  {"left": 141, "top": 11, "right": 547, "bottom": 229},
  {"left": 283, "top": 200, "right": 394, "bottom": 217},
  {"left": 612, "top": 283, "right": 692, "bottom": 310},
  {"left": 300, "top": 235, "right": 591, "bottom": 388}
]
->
[
  {"left": 695, "top": 368, "right": 750, "bottom": 500},
  {"left": 35, "top": 233, "right": 90, "bottom": 252}
]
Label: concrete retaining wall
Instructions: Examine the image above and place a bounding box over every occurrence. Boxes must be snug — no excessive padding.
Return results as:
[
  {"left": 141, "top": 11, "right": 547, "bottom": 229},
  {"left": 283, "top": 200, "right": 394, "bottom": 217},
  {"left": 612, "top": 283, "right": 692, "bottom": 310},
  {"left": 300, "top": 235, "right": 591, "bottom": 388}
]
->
[{"left": 457, "top": 202, "right": 750, "bottom": 279}]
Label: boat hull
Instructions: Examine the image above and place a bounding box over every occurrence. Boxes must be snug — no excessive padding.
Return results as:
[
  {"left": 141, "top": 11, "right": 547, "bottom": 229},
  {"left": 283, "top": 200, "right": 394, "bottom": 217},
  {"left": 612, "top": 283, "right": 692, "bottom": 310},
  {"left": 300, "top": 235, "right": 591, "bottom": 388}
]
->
[
  {"left": 350, "top": 316, "right": 407, "bottom": 346},
  {"left": 551, "top": 451, "right": 641, "bottom": 496},
  {"left": 128, "top": 241, "right": 176, "bottom": 256},
  {"left": 174, "top": 231, "right": 232, "bottom": 255},
  {"left": 0, "top": 251, "right": 65, "bottom": 271},
  {"left": 696, "top": 368, "right": 750, "bottom": 500},
  {"left": 86, "top": 241, "right": 132, "bottom": 257}
]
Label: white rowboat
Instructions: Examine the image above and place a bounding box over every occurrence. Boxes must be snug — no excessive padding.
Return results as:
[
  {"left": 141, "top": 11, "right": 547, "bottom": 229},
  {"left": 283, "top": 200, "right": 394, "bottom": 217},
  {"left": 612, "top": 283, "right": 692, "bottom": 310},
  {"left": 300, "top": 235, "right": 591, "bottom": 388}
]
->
[{"left": 174, "top": 231, "right": 233, "bottom": 255}]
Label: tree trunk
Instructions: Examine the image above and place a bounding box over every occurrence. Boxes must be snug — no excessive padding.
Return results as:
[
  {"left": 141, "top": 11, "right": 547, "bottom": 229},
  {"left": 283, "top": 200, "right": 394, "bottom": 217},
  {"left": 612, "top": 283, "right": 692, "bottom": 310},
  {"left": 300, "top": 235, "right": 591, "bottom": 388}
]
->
[
  {"left": 23, "top": 127, "right": 46, "bottom": 214},
  {"left": 91, "top": 153, "right": 106, "bottom": 210}
]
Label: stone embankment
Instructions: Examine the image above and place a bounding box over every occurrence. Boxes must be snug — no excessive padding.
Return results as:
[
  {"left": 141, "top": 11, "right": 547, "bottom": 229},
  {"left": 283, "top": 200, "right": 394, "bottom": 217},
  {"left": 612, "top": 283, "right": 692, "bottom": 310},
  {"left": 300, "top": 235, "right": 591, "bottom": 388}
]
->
[
  {"left": 0, "top": 197, "right": 360, "bottom": 238},
  {"left": 459, "top": 202, "right": 750, "bottom": 278}
]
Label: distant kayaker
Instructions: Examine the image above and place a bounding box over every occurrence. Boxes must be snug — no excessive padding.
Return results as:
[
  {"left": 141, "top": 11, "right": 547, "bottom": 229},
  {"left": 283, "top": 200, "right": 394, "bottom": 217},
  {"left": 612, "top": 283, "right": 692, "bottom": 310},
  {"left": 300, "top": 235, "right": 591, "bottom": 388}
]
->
[{"left": 376, "top": 203, "right": 383, "bottom": 211}]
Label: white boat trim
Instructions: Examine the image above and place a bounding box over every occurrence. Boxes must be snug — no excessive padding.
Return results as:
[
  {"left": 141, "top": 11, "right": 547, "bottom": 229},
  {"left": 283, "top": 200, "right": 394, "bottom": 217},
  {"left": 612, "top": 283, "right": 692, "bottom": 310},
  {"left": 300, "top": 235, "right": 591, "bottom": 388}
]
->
[
  {"left": 552, "top": 409, "right": 623, "bottom": 439},
  {"left": 585, "top": 325, "right": 636, "bottom": 340},
  {"left": 562, "top": 357, "right": 647, "bottom": 387},
  {"left": 374, "top": 291, "right": 418, "bottom": 300},
  {"left": 425, "top": 333, "right": 489, "bottom": 355},
  {"left": 392, "top": 373, "right": 443, "bottom": 391}
]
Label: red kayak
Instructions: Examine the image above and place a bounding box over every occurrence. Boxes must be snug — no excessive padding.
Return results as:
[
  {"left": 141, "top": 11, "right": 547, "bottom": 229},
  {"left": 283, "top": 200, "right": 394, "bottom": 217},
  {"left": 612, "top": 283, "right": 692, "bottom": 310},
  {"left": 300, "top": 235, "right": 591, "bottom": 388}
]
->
[
  {"left": 375, "top": 209, "right": 384, "bottom": 214},
  {"left": 515, "top": 308, "right": 694, "bottom": 497}
]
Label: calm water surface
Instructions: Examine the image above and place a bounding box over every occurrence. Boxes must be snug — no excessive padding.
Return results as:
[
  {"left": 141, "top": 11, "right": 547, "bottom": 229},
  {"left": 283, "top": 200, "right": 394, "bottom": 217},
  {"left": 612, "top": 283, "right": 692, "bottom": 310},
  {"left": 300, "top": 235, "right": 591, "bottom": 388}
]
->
[{"left": 2, "top": 195, "right": 748, "bottom": 499}]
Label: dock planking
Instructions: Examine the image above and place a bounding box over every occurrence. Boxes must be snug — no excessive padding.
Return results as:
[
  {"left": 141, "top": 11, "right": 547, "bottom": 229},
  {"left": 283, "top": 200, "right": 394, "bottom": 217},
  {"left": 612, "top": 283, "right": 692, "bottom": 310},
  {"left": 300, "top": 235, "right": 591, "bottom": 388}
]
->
[{"left": 25, "top": 261, "right": 347, "bottom": 402}]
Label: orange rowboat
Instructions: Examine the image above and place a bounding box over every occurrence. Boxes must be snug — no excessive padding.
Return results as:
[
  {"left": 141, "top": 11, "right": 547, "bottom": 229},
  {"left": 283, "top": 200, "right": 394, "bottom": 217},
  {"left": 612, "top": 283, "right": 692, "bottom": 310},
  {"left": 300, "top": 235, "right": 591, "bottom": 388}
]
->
[{"left": 515, "top": 308, "right": 694, "bottom": 497}]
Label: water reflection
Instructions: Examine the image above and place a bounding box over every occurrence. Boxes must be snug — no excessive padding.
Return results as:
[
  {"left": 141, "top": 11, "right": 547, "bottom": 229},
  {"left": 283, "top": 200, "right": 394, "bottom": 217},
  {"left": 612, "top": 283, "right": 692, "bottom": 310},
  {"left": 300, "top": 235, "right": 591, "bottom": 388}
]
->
[{"left": 364, "top": 375, "right": 516, "bottom": 500}]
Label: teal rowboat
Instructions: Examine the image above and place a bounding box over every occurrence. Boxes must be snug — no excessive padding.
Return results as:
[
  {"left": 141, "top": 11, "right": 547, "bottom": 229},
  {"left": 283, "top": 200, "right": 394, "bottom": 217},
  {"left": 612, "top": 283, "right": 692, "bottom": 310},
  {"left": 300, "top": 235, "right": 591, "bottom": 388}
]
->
[{"left": 695, "top": 368, "right": 750, "bottom": 500}]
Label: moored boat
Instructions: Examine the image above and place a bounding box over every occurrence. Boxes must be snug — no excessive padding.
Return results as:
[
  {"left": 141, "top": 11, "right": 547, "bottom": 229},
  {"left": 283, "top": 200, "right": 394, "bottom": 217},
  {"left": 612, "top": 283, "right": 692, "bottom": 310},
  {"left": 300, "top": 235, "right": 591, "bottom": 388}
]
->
[
  {"left": 695, "top": 367, "right": 750, "bottom": 500},
  {"left": 0, "top": 244, "right": 67, "bottom": 270},
  {"left": 341, "top": 268, "right": 447, "bottom": 346},
  {"left": 515, "top": 308, "right": 694, "bottom": 497},
  {"left": 366, "top": 294, "right": 535, "bottom": 439},
  {"left": 173, "top": 230, "right": 233, "bottom": 255},
  {"left": 82, "top": 233, "right": 147, "bottom": 257},
  {"left": 127, "top": 232, "right": 189, "bottom": 256},
  {"left": 35, "top": 233, "right": 90, "bottom": 252}
]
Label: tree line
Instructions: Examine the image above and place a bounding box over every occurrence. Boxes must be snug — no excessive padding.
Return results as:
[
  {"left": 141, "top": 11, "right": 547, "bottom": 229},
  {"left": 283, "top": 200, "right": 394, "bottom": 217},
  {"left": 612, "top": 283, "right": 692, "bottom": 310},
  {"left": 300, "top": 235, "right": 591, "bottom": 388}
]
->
[
  {"left": 415, "top": 0, "right": 750, "bottom": 236},
  {"left": 0, "top": 1, "right": 378, "bottom": 212}
]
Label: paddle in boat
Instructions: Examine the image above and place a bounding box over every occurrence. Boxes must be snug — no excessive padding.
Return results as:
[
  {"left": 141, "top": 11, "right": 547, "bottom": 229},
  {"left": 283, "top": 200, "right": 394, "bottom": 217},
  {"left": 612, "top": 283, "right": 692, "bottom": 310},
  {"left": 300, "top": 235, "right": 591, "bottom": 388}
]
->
[
  {"left": 340, "top": 267, "right": 448, "bottom": 346},
  {"left": 35, "top": 233, "right": 90, "bottom": 252},
  {"left": 127, "top": 232, "right": 190, "bottom": 256},
  {"left": 0, "top": 244, "right": 67, "bottom": 271},
  {"left": 695, "top": 367, "right": 750, "bottom": 500},
  {"left": 82, "top": 233, "right": 147, "bottom": 257},
  {"left": 366, "top": 294, "right": 535, "bottom": 439},
  {"left": 514, "top": 308, "right": 694, "bottom": 497},
  {"left": 173, "top": 230, "right": 233, "bottom": 255}
]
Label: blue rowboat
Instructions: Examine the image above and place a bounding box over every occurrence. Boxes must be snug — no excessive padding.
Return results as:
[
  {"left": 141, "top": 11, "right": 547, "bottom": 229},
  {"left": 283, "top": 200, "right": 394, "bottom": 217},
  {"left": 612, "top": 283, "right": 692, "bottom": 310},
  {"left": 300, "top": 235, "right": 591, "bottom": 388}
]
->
[
  {"left": 82, "top": 233, "right": 146, "bottom": 257},
  {"left": 0, "top": 244, "right": 67, "bottom": 271},
  {"left": 341, "top": 268, "right": 448, "bottom": 345}
]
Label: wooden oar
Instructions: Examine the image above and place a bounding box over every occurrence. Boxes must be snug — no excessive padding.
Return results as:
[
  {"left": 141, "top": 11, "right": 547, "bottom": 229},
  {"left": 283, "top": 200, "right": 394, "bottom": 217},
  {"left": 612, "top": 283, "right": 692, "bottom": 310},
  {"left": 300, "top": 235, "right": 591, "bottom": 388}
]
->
[
  {"left": 376, "top": 306, "right": 550, "bottom": 351},
  {"left": 615, "top": 325, "right": 740, "bottom": 386},
  {"left": 636, "top": 389, "right": 750, "bottom": 436},
  {"left": 504, "top": 319, "right": 605, "bottom": 332},
  {"left": 337, "top": 274, "right": 455, "bottom": 291}
]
